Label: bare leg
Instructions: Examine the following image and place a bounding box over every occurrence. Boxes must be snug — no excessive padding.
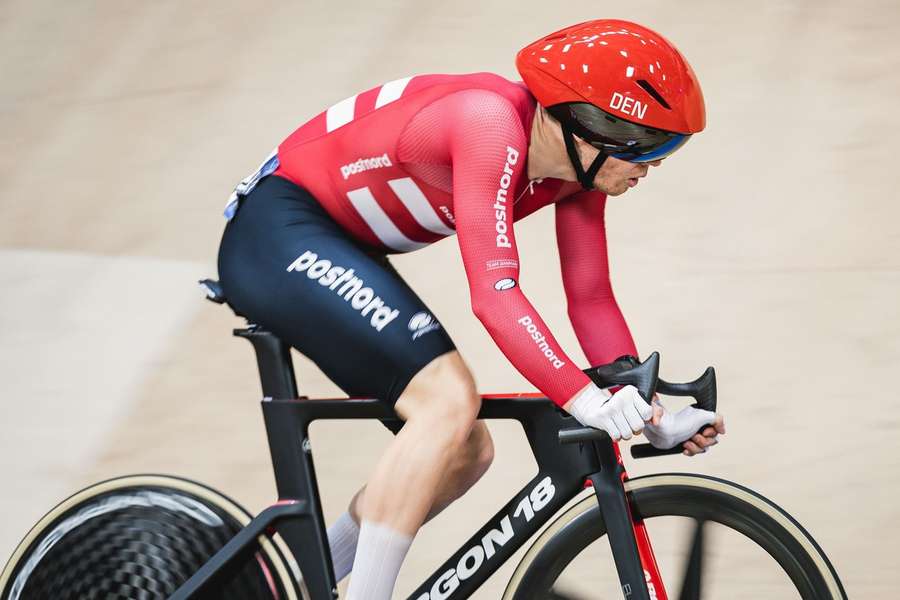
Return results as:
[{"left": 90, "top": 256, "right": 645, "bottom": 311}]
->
[
  {"left": 347, "top": 420, "right": 493, "bottom": 524},
  {"left": 344, "top": 351, "right": 489, "bottom": 599},
  {"left": 355, "top": 350, "right": 485, "bottom": 533}
]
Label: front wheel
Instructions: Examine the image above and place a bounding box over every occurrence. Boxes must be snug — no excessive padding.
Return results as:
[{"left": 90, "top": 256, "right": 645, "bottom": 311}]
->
[
  {"left": 0, "top": 475, "right": 304, "bottom": 600},
  {"left": 504, "top": 473, "right": 846, "bottom": 600}
]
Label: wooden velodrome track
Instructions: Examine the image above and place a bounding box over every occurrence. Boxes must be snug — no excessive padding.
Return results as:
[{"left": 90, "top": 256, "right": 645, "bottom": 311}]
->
[{"left": 1, "top": 0, "right": 897, "bottom": 597}]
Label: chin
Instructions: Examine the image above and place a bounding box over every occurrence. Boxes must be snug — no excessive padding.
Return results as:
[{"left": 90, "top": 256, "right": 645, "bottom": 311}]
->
[{"left": 593, "top": 179, "right": 631, "bottom": 196}]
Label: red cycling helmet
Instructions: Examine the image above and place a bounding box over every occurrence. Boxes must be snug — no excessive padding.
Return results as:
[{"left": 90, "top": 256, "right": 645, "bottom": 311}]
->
[{"left": 516, "top": 19, "right": 706, "bottom": 189}]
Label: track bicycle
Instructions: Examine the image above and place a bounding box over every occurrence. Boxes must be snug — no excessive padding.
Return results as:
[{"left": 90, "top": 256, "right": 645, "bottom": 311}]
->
[{"left": 0, "top": 279, "right": 847, "bottom": 599}]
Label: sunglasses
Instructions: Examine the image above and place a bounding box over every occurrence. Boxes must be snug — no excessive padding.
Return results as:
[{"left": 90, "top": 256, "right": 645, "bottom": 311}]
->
[{"left": 550, "top": 103, "right": 692, "bottom": 163}]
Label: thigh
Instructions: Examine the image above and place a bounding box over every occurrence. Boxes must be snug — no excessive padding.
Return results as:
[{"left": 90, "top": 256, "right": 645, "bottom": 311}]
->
[{"left": 217, "top": 175, "right": 456, "bottom": 410}]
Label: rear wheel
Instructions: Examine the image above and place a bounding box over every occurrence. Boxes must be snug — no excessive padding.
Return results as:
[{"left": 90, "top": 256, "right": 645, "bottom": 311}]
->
[
  {"left": 504, "top": 473, "right": 846, "bottom": 600},
  {"left": 0, "top": 475, "right": 303, "bottom": 600}
]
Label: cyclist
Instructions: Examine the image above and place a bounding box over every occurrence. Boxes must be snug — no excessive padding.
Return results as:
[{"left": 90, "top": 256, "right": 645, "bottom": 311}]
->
[{"left": 217, "top": 19, "right": 725, "bottom": 600}]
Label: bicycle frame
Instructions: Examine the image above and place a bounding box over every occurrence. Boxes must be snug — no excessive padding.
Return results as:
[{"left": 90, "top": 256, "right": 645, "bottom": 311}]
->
[{"left": 170, "top": 325, "right": 666, "bottom": 600}]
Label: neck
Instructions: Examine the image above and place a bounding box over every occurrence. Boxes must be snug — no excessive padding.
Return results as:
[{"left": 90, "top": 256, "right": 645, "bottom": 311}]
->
[{"left": 527, "top": 106, "right": 578, "bottom": 182}]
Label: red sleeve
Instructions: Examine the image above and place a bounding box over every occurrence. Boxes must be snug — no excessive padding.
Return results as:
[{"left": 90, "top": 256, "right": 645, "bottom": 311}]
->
[
  {"left": 555, "top": 191, "right": 638, "bottom": 366},
  {"left": 443, "top": 90, "right": 591, "bottom": 406}
]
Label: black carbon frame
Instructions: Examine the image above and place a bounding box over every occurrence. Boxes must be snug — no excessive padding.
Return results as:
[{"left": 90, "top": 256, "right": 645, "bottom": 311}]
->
[{"left": 169, "top": 325, "right": 653, "bottom": 600}]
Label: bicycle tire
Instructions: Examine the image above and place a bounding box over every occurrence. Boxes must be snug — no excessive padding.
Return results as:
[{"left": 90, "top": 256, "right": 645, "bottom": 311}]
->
[
  {"left": 0, "top": 475, "right": 306, "bottom": 600},
  {"left": 504, "top": 473, "right": 846, "bottom": 600}
]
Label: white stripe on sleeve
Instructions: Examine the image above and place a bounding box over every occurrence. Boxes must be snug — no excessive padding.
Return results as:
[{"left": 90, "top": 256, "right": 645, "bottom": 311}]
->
[
  {"left": 326, "top": 94, "right": 358, "bottom": 132},
  {"left": 374, "top": 76, "right": 413, "bottom": 109}
]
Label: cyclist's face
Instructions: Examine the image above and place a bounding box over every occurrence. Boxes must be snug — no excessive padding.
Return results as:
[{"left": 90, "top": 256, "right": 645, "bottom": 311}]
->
[{"left": 574, "top": 136, "right": 662, "bottom": 196}]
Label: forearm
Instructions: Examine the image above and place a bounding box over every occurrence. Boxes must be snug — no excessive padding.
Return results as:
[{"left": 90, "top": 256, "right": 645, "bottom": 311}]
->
[
  {"left": 474, "top": 295, "right": 591, "bottom": 407},
  {"left": 568, "top": 296, "right": 638, "bottom": 367}
]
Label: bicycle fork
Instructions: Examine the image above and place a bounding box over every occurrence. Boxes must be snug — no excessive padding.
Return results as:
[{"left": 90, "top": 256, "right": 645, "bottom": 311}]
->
[{"left": 589, "top": 440, "right": 667, "bottom": 600}]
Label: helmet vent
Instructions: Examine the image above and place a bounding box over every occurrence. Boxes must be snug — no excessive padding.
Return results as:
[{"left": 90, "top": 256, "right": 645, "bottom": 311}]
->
[{"left": 636, "top": 80, "right": 671, "bottom": 110}]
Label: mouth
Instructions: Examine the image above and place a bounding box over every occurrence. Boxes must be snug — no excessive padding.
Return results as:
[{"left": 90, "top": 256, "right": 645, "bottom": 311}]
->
[{"left": 627, "top": 170, "right": 648, "bottom": 189}]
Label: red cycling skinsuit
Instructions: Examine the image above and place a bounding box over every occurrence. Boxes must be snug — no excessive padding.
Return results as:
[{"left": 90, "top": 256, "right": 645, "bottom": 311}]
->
[{"left": 224, "top": 72, "right": 637, "bottom": 407}]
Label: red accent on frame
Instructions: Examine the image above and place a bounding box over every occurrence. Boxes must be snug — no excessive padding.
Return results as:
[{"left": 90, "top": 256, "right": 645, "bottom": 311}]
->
[
  {"left": 283, "top": 393, "right": 549, "bottom": 401},
  {"left": 632, "top": 518, "right": 668, "bottom": 600},
  {"left": 255, "top": 552, "right": 281, "bottom": 599},
  {"left": 615, "top": 441, "right": 669, "bottom": 600}
]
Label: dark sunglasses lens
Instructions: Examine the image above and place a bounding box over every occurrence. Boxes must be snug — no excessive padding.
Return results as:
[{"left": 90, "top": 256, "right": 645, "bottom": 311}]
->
[
  {"left": 555, "top": 102, "right": 688, "bottom": 162},
  {"left": 611, "top": 134, "right": 690, "bottom": 163}
]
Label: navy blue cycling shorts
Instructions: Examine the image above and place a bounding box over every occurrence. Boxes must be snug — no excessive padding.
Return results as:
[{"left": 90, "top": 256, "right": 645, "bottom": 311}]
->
[{"left": 217, "top": 175, "right": 456, "bottom": 408}]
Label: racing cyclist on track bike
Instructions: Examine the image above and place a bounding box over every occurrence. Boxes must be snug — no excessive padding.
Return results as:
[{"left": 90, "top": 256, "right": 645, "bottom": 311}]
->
[{"left": 217, "top": 19, "right": 726, "bottom": 600}]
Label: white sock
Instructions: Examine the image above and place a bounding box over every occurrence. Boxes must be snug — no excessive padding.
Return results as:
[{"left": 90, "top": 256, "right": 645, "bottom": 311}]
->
[
  {"left": 345, "top": 520, "right": 414, "bottom": 600},
  {"left": 327, "top": 511, "right": 360, "bottom": 582}
]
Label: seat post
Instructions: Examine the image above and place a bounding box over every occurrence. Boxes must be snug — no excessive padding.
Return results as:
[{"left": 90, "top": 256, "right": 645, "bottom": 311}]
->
[
  {"left": 232, "top": 325, "right": 335, "bottom": 597},
  {"left": 233, "top": 326, "right": 299, "bottom": 399}
]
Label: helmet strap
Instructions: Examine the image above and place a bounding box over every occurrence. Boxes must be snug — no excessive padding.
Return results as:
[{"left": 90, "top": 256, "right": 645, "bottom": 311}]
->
[{"left": 561, "top": 123, "right": 608, "bottom": 190}]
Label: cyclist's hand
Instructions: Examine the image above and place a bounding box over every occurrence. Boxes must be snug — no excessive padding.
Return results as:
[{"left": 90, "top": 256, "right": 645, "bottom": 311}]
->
[
  {"left": 564, "top": 383, "right": 654, "bottom": 441},
  {"left": 645, "top": 399, "right": 725, "bottom": 455}
]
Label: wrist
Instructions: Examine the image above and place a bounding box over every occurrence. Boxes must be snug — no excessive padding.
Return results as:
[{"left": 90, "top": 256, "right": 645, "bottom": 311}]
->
[{"left": 565, "top": 383, "right": 611, "bottom": 422}]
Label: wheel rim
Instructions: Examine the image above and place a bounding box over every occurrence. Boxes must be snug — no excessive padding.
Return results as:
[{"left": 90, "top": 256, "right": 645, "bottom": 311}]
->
[
  {"left": 503, "top": 473, "right": 846, "bottom": 600},
  {"left": 0, "top": 475, "right": 303, "bottom": 600}
]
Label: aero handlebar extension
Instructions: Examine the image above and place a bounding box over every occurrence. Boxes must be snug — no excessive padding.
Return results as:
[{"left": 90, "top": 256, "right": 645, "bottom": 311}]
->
[{"left": 558, "top": 352, "right": 718, "bottom": 459}]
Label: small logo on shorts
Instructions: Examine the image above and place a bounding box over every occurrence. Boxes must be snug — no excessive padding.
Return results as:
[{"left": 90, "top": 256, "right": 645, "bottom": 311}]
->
[
  {"left": 494, "top": 278, "right": 517, "bottom": 291},
  {"left": 408, "top": 312, "right": 441, "bottom": 340}
]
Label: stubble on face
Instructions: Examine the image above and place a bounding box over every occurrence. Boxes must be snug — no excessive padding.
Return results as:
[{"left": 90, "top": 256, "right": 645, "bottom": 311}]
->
[
  {"left": 601, "top": 161, "right": 648, "bottom": 195},
  {"left": 575, "top": 139, "right": 649, "bottom": 196}
]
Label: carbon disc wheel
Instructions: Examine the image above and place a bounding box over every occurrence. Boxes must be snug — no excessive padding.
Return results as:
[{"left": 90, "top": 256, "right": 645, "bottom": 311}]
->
[
  {"left": 0, "top": 475, "right": 303, "bottom": 600},
  {"left": 504, "top": 473, "right": 846, "bottom": 600}
]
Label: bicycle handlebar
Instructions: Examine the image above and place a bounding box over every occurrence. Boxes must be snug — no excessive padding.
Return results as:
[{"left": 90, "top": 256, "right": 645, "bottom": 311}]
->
[
  {"left": 560, "top": 353, "right": 718, "bottom": 459},
  {"left": 656, "top": 367, "right": 717, "bottom": 412},
  {"left": 585, "top": 351, "right": 660, "bottom": 401}
]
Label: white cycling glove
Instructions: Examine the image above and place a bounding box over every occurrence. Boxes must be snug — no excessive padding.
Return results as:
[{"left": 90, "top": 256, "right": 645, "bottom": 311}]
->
[
  {"left": 643, "top": 400, "right": 717, "bottom": 450},
  {"left": 567, "top": 384, "right": 654, "bottom": 441}
]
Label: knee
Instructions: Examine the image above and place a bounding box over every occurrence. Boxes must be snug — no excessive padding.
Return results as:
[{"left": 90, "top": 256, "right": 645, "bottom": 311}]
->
[
  {"left": 427, "top": 376, "right": 481, "bottom": 444},
  {"left": 397, "top": 352, "right": 481, "bottom": 443},
  {"left": 443, "top": 378, "right": 481, "bottom": 428}
]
